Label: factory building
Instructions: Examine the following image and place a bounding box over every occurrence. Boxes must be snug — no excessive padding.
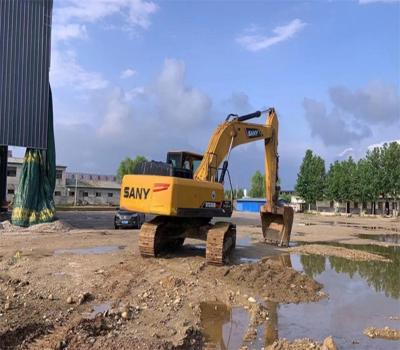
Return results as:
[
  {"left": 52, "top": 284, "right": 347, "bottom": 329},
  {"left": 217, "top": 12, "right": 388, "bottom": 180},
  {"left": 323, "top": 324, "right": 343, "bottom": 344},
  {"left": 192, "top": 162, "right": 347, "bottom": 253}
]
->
[{"left": 6, "top": 152, "right": 120, "bottom": 206}]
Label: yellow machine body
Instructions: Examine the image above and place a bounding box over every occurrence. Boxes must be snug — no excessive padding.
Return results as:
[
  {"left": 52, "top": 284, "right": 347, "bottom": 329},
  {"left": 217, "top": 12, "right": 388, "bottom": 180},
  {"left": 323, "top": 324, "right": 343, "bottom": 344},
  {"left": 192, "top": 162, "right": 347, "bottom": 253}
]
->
[
  {"left": 120, "top": 175, "right": 227, "bottom": 217},
  {"left": 119, "top": 108, "right": 294, "bottom": 264}
]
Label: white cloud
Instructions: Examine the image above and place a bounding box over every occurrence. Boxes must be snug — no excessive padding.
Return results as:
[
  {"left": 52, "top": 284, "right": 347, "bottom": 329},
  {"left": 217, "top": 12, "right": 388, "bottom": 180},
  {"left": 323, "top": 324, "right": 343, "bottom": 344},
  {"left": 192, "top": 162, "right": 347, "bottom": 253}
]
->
[
  {"left": 97, "top": 88, "right": 132, "bottom": 136},
  {"left": 52, "top": 24, "right": 88, "bottom": 42},
  {"left": 53, "top": 58, "right": 217, "bottom": 176},
  {"left": 236, "top": 19, "right": 306, "bottom": 52},
  {"left": 338, "top": 148, "right": 354, "bottom": 157},
  {"left": 303, "top": 81, "right": 400, "bottom": 147},
  {"left": 303, "top": 98, "right": 371, "bottom": 146},
  {"left": 120, "top": 68, "right": 137, "bottom": 79},
  {"left": 54, "top": 0, "right": 158, "bottom": 30},
  {"left": 367, "top": 139, "right": 400, "bottom": 150},
  {"left": 224, "top": 92, "right": 253, "bottom": 115},
  {"left": 50, "top": 50, "right": 109, "bottom": 90},
  {"left": 125, "top": 86, "right": 145, "bottom": 100},
  {"left": 359, "top": 0, "right": 399, "bottom": 4},
  {"left": 329, "top": 81, "right": 400, "bottom": 125},
  {"left": 154, "top": 59, "right": 212, "bottom": 126}
]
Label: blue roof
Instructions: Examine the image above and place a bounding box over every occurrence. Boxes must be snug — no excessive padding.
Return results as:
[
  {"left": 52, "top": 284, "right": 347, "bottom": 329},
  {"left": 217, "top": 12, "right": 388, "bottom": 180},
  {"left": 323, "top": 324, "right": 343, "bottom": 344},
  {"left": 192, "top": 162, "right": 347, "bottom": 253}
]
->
[{"left": 237, "top": 198, "right": 266, "bottom": 202}]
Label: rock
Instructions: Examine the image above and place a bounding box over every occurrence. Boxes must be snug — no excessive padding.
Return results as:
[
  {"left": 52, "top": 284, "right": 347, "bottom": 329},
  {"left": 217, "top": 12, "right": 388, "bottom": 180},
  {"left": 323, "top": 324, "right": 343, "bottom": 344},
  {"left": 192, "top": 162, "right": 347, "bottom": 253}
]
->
[
  {"left": 48, "top": 294, "right": 54, "bottom": 300},
  {"left": 4, "top": 302, "right": 10, "bottom": 310},
  {"left": 248, "top": 297, "right": 256, "bottom": 303},
  {"left": 78, "top": 292, "right": 92, "bottom": 305},
  {"left": 322, "top": 336, "right": 337, "bottom": 350},
  {"left": 173, "top": 298, "right": 181, "bottom": 305},
  {"left": 121, "top": 311, "right": 129, "bottom": 319},
  {"left": 66, "top": 296, "right": 74, "bottom": 304}
]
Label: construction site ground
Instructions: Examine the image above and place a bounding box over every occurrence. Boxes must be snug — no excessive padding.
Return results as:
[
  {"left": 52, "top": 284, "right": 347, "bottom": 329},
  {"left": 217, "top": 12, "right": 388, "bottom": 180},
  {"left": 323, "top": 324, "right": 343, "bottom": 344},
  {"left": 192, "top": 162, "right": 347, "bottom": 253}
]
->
[{"left": 0, "top": 211, "right": 399, "bottom": 350}]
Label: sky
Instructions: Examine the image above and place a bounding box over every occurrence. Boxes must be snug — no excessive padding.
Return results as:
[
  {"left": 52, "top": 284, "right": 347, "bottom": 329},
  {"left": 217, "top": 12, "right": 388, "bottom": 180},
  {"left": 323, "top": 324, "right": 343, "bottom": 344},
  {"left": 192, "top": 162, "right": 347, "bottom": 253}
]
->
[{"left": 18, "top": 0, "right": 400, "bottom": 190}]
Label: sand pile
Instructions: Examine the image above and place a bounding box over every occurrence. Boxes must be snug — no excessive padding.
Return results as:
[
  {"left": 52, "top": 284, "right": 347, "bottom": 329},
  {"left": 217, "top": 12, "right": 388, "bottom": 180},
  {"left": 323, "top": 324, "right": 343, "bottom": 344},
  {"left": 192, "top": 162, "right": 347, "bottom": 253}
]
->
[{"left": 0, "top": 219, "right": 72, "bottom": 233}]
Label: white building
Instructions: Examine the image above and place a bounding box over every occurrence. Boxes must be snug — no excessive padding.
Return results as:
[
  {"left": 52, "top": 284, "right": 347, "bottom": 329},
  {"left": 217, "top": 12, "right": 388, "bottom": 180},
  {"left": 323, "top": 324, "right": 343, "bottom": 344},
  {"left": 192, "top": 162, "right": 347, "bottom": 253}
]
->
[{"left": 6, "top": 152, "right": 120, "bottom": 206}]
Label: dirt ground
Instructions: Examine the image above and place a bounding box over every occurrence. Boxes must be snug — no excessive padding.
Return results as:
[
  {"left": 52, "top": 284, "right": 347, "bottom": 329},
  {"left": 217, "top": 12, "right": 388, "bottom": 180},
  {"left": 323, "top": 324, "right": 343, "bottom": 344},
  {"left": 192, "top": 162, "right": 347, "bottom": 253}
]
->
[{"left": 0, "top": 211, "right": 398, "bottom": 349}]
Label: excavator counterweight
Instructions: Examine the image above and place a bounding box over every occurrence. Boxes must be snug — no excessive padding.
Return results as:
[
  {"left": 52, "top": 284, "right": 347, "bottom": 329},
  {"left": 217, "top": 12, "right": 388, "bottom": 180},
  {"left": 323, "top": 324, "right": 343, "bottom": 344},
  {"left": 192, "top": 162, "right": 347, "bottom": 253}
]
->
[{"left": 120, "top": 108, "right": 294, "bottom": 264}]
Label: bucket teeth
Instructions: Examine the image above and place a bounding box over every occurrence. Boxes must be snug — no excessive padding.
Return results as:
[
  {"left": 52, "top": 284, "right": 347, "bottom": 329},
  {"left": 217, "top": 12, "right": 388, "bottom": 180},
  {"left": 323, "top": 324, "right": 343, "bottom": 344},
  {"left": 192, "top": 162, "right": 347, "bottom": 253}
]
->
[{"left": 261, "top": 206, "right": 294, "bottom": 247}]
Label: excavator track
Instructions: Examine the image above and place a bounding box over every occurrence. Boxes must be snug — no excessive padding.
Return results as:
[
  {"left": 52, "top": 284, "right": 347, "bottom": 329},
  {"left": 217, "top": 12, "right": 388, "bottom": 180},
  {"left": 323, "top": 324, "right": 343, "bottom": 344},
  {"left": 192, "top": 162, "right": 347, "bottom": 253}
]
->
[
  {"left": 138, "top": 217, "right": 187, "bottom": 257},
  {"left": 206, "top": 222, "right": 236, "bottom": 265},
  {"left": 138, "top": 220, "right": 162, "bottom": 257},
  {"left": 139, "top": 217, "right": 236, "bottom": 265}
]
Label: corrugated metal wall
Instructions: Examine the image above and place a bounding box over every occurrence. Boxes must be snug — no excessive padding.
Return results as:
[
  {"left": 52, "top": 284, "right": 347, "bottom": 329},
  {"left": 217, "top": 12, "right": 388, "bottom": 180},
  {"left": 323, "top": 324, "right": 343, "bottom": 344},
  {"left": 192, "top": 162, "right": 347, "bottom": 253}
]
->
[{"left": 0, "top": 0, "right": 53, "bottom": 149}]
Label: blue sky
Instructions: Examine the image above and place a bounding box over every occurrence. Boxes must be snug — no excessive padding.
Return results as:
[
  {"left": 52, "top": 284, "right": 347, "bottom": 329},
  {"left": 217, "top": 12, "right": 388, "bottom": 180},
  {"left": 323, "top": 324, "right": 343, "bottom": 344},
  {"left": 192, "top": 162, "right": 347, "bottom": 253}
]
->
[{"left": 31, "top": 0, "right": 400, "bottom": 189}]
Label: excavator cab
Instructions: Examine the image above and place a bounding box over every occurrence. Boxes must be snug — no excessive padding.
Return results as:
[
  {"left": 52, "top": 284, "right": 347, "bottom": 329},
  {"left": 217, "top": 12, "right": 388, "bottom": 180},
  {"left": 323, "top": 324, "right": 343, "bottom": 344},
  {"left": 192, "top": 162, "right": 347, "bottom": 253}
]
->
[{"left": 166, "top": 151, "right": 203, "bottom": 179}]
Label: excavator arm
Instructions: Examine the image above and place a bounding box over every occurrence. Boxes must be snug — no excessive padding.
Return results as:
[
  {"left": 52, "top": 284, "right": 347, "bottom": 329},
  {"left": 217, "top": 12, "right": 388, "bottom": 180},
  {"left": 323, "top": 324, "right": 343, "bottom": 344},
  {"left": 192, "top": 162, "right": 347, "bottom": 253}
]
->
[{"left": 194, "top": 108, "right": 294, "bottom": 246}]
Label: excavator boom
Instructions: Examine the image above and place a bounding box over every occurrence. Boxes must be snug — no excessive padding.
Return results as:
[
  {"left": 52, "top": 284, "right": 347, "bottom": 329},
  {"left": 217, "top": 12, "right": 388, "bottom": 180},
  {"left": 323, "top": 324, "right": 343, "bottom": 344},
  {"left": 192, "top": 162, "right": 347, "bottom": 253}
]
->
[{"left": 193, "top": 108, "right": 294, "bottom": 246}]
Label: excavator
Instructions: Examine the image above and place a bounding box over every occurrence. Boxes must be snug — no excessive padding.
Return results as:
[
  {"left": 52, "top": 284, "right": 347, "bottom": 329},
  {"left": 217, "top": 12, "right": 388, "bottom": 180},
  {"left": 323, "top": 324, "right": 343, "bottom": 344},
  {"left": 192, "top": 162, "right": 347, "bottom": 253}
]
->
[{"left": 119, "top": 108, "right": 294, "bottom": 265}]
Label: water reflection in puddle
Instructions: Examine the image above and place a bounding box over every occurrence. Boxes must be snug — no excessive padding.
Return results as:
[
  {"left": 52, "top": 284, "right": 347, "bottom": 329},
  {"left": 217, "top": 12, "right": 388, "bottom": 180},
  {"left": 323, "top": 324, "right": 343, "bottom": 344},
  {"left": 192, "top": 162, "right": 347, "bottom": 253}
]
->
[
  {"left": 298, "top": 221, "right": 399, "bottom": 233},
  {"left": 358, "top": 233, "right": 400, "bottom": 244},
  {"left": 200, "top": 246, "right": 400, "bottom": 349},
  {"left": 200, "top": 300, "right": 280, "bottom": 349},
  {"left": 83, "top": 302, "right": 112, "bottom": 319},
  {"left": 54, "top": 245, "right": 125, "bottom": 255}
]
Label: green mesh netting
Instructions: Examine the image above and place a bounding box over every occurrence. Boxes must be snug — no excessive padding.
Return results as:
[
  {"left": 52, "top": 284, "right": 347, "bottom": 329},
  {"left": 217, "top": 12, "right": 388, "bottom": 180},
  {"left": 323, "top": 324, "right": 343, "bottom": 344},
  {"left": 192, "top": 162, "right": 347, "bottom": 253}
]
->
[{"left": 11, "top": 86, "right": 56, "bottom": 227}]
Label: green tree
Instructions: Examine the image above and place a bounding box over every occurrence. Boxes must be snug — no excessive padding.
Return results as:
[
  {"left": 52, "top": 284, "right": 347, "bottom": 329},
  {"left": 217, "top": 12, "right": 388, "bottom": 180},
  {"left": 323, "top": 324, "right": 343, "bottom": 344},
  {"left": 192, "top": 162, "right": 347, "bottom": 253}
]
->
[
  {"left": 249, "top": 171, "right": 265, "bottom": 198},
  {"left": 326, "top": 157, "right": 357, "bottom": 213},
  {"left": 325, "top": 160, "right": 343, "bottom": 202},
  {"left": 279, "top": 192, "right": 292, "bottom": 203},
  {"left": 117, "top": 156, "right": 147, "bottom": 180},
  {"left": 354, "top": 158, "right": 375, "bottom": 209},
  {"left": 295, "top": 150, "right": 326, "bottom": 209},
  {"left": 380, "top": 142, "right": 400, "bottom": 199},
  {"left": 224, "top": 188, "right": 245, "bottom": 200}
]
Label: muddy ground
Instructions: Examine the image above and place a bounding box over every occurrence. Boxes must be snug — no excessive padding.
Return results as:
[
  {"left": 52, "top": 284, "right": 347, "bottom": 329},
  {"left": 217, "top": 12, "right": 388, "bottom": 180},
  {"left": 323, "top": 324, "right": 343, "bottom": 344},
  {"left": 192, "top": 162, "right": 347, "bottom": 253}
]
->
[{"left": 0, "top": 211, "right": 399, "bottom": 349}]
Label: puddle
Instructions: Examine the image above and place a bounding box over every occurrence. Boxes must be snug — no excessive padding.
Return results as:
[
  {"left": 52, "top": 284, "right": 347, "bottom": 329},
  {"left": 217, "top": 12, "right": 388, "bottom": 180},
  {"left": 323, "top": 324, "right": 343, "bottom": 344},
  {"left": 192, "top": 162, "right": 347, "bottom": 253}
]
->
[
  {"left": 358, "top": 233, "right": 400, "bottom": 244},
  {"left": 299, "top": 220, "right": 399, "bottom": 232},
  {"left": 53, "top": 272, "right": 66, "bottom": 276},
  {"left": 200, "top": 247, "right": 400, "bottom": 349},
  {"left": 83, "top": 302, "right": 112, "bottom": 319},
  {"left": 237, "top": 257, "right": 259, "bottom": 264},
  {"left": 200, "top": 301, "right": 250, "bottom": 349},
  {"left": 200, "top": 300, "right": 283, "bottom": 349},
  {"left": 54, "top": 245, "right": 125, "bottom": 255},
  {"left": 237, "top": 236, "right": 254, "bottom": 247}
]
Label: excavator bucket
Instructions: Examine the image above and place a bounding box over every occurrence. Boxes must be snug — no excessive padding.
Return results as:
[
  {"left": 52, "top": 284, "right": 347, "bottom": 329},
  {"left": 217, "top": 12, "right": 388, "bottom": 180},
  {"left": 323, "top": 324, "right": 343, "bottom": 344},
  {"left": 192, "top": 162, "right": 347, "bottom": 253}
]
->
[{"left": 260, "top": 205, "right": 294, "bottom": 247}]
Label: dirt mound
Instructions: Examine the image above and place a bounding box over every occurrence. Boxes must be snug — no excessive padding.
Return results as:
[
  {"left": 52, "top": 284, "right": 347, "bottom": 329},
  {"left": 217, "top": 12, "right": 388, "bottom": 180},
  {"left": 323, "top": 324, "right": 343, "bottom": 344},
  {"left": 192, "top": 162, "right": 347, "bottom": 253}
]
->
[
  {"left": 266, "top": 338, "right": 322, "bottom": 350},
  {"left": 224, "top": 258, "right": 325, "bottom": 303},
  {"left": 0, "top": 322, "right": 52, "bottom": 350},
  {"left": 0, "top": 220, "right": 72, "bottom": 233},
  {"left": 266, "top": 336, "right": 337, "bottom": 350},
  {"left": 288, "top": 244, "right": 390, "bottom": 262},
  {"left": 364, "top": 326, "right": 400, "bottom": 340}
]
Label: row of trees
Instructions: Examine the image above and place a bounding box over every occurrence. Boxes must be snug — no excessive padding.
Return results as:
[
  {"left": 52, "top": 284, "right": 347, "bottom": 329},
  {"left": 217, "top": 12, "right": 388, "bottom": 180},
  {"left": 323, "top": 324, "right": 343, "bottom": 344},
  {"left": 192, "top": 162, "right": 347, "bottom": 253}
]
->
[
  {"left": 117, "top": 156, "right": 147, "bottom": 180},
  {"left": 295, "top": 142, "right": 400, "bottom": 208},
  {"left": 116, "top": 142, "right": 400, "bottom": 209}
]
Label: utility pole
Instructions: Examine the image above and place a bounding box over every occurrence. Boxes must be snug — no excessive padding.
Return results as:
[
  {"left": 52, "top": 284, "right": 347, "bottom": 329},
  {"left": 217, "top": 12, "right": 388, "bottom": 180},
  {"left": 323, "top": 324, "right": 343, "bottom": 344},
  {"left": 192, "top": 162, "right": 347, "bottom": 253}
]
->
[{"left": 74, "top": 177, "right": 77, "bottom": 206}]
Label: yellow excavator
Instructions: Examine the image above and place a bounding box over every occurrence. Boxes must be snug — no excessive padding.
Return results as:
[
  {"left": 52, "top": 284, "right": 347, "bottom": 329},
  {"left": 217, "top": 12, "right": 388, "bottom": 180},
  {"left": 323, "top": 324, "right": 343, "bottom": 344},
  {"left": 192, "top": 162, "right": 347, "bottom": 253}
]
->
[{"left": 119, "top": 108, "right": 294, "bottom": 264}]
